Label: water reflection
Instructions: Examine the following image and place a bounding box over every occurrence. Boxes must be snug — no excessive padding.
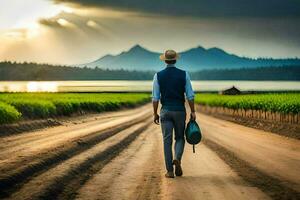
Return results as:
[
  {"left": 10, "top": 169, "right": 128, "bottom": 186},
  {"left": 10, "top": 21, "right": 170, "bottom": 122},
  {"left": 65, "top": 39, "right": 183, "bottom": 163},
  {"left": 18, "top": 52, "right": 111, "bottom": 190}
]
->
[
  {"left": 26, "top": 82, "right": 58, "bottom": 92},
  {"left": 1, "top": 82, "right": 58, "bottom": 92},
  {"left": 0, "top": 81, "right": 299, "bottom": 92}
]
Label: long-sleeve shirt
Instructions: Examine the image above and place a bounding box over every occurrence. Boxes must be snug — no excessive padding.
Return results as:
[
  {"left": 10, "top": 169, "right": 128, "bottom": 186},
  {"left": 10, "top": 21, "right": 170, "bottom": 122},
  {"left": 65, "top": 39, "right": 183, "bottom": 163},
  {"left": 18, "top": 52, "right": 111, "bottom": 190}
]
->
[{"left": 152, "top": 65, "right": 195, "bottom": 102}]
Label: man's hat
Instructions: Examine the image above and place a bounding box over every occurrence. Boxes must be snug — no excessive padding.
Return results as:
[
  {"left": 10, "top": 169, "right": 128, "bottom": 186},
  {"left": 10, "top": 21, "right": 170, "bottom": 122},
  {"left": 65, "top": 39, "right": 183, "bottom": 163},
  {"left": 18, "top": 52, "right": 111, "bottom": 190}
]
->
[{"left": 160, "top": 50, "right": 180, "bottom": 61}]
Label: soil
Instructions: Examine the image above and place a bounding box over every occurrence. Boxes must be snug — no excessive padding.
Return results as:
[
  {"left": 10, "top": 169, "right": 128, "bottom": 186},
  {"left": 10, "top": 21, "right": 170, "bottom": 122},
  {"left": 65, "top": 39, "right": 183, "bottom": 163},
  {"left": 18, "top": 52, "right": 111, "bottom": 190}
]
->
[
  {"left": 0, "top": 103, "right": 299, "bottom": 200},
  {"left": 197, "top": 105, "right": 300, "bottom": 140},
  {"left": 204, "top": 139, "right": 300, "bottom": 200},
  {"left": 0, "top": 104, "right": 148, "bottom": 137}
]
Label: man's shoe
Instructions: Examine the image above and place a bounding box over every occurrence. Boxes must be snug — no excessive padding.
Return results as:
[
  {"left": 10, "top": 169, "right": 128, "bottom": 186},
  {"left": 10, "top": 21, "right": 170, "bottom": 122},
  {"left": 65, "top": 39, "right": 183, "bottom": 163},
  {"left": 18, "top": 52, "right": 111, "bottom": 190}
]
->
[
  {"left": 173, "top": 159, "right": 183, "bottom": 176},
  {"left": 165, "top": 171, "right": 175, "bottom": 178}
]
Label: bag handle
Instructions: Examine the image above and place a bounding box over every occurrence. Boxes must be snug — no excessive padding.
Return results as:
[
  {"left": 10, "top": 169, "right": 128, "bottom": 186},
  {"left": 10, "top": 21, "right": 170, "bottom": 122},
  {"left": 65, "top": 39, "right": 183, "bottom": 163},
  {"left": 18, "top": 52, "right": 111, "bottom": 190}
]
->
[{"left": 190, "top": 113, "right": 196, "bottom": 122}]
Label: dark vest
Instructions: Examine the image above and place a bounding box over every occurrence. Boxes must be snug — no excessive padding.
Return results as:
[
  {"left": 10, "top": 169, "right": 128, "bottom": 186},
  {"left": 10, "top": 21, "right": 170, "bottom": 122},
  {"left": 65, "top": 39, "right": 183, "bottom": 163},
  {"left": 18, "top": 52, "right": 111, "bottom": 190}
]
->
[{"left": 157, "top": 66, "right": 186, "bottom": 111}]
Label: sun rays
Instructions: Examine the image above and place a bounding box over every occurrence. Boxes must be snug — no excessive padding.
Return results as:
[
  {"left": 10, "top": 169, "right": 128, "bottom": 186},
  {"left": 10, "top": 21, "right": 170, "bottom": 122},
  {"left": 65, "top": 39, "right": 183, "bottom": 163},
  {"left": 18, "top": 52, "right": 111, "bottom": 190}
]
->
[{"left": 0, "top": 0, "right": 299, "bottom": 65}]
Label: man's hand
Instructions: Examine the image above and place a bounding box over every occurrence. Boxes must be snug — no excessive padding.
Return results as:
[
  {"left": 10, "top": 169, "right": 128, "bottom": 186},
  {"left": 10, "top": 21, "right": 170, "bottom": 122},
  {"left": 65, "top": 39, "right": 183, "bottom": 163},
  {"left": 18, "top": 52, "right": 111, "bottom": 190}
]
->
[
  {"left": 190, "top": 112, "right": 196, "bottom": 121},
  {"left": 154, "top": 113, "right": 160, "bottom": 125},
  {"left": 152, "top": 101, "right": 159, "bottom": 125},
  {"left": 188, "top": 99, "right": 196, "bottom": 121}
]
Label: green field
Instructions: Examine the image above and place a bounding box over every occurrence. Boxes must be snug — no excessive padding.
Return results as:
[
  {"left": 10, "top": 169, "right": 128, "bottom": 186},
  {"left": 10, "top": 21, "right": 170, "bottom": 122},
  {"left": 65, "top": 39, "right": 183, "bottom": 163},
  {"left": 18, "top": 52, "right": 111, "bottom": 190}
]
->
[
  {"left": 1, "top": 92, "right": 299, "bottom": 125},
  {"left": 195, "top": 93, "right": 300, "bottom": 114},
  {"left": 0, "top": 93, "right": 150, "bottom": 124}
]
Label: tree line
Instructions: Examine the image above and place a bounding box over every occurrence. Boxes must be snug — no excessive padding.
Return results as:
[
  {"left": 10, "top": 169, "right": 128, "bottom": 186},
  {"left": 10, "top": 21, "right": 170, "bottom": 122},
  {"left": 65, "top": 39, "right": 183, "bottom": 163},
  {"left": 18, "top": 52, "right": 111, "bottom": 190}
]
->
[{"left": 0, "top": 61, "right": 299, "bottom": 81}]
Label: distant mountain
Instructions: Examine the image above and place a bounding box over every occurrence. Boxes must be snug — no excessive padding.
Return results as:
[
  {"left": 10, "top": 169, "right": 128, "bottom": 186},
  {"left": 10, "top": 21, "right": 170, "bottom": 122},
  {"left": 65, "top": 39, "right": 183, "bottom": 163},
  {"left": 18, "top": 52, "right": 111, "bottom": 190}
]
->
[
  {"left": 81, "top": 44, "right": 300, "bottom": 71},
  {"left": 82, "top": 45, "right": 162, "bottom": 71}
]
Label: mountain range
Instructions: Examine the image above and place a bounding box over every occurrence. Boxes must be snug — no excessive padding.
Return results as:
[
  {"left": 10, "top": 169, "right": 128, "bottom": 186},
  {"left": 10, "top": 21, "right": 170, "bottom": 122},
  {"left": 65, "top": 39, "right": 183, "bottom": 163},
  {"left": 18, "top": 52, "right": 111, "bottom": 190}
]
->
[{"left": 81, "top": 45, "right": 300, "bottom": 71}]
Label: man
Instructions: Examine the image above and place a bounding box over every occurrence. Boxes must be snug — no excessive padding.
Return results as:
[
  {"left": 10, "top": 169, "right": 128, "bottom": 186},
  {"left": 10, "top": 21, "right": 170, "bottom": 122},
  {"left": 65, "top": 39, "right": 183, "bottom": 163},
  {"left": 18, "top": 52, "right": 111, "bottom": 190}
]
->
[{"left": 152, "top": 49, "right": 196, "bottom": 178}]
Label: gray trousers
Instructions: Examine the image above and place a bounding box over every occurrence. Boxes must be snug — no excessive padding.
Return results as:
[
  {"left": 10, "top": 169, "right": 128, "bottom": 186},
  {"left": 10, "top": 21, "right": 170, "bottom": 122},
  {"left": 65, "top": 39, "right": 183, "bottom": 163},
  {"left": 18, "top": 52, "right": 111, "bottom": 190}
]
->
[{"left": 160, "top": 109, "right": 186, "bottom": 172}]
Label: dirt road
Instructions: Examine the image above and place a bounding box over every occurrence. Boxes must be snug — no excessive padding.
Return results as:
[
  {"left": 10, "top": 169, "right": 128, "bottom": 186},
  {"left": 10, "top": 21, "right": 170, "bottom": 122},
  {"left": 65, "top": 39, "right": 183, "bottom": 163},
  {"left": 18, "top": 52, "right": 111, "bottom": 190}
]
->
[{"left": 0, "top": 104, "right": 299, "bottom": 200}]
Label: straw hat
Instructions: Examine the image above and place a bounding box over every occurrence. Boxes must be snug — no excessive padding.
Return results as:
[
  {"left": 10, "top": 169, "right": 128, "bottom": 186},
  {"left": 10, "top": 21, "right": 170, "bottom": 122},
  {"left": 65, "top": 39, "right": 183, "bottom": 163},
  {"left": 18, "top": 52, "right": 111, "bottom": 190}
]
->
[{"left": 159, "top": 50, "right": 180, "bottom": 61}]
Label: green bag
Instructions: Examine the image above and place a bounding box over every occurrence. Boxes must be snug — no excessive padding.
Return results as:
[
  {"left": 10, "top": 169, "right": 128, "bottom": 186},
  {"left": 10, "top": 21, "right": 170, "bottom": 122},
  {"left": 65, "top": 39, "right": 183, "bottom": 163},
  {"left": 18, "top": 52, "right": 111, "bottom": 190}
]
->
[{"left": 185, "top": 119, "right": 202, "bottom": 153}]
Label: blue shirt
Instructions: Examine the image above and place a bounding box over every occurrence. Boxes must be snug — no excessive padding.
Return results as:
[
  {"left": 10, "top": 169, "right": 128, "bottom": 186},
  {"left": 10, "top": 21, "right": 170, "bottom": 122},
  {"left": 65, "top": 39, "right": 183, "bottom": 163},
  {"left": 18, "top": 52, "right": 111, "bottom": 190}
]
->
[{"left": 152, "top": 64, "right": 195, "bottom": 102}]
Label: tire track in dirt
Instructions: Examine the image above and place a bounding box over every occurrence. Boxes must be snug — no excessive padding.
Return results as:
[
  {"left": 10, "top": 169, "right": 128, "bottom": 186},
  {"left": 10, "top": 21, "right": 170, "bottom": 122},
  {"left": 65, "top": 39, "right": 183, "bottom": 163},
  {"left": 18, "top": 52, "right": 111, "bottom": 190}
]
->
[
  {"left": 0, "top": 118, "right": 149, "bottom": 198},
  {"left": 0, "top": 104, "right": 151, "bottom": 158},
  {"left": 76, "top": 124, "right": 163, "bottom": 200},
  {"left": 0, "top": 117, "right": 113, "bottom": 151},
  {"left": 0, "top": 102, "right": 149, "bottom": 138},
  {"left": 6, "top": 120, "right": 152, "bottom": 200},
  {"left": 2, "top": 104, "right": 299, "bottom": 200},
  {"left": 160, "top": 142, "right": 270, "bottom": 200},
  {"left": 0, "top": 107, "right": 151, "bottom": 198},
  {"left": 204, "top": 139, "right": 300, "bottom": 200},
  {"left": 197, "top": 112, "right": 300, "bottom": 191}
]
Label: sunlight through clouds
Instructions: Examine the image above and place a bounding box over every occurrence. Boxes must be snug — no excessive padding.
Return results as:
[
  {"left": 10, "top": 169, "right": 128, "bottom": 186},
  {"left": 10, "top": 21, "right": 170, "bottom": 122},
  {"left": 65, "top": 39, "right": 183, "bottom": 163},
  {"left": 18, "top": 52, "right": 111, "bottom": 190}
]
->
[
  {"left": 57, "top": 18, "right": 74, "bottom": 27},
  {"left": 86, "top": 20, "right": 98, "bottom": 28},
  {"left": 1, "top": 26, "right": 40, "bottom": 40},
  {"left": 85, "top": 19, "right": 117, "bottom": 39},
  {"left": 0, "top": 0, "right": 299, "bottom": 65},
  {"left": 0, "top": 0, "right": 61, "bottom": 30},
  {"left": 0, "top": 0, "right": 77, "bottom": 42},
  {"left": 60, "top": 5, "right": 74, "bottom": 14},
  {"left": 3, "top": 31, "right": 26, "bottom": 40}
]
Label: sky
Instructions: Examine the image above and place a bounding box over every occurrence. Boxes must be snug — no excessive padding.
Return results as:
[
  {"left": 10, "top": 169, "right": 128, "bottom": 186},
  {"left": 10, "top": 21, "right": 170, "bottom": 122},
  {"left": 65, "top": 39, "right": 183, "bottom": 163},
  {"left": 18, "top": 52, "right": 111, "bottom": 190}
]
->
[{"left": 0, "top": 0, "right": 300, "bottom": 65}]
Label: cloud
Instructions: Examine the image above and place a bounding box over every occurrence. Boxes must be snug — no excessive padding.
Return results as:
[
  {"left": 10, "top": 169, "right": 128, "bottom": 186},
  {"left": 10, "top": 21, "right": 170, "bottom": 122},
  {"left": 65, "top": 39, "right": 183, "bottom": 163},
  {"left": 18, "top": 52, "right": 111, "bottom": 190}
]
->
[
  {"left": 39, "top": 18, "right": 62, "bottom": 27},
  {"left": 2, "top": 0, "right": 300, "bottom": 65},
  {"left": 86, "top": 20, "right": 98, "bottom": 28},
  {"left": 39, "top": 12, "right": 81, "bottom": 28},
  {"left": 38, "top": 11, "right": 119, "bottom": 41},
  {"left": 53, "top": 0, "right": 300, "bottom": 18}
]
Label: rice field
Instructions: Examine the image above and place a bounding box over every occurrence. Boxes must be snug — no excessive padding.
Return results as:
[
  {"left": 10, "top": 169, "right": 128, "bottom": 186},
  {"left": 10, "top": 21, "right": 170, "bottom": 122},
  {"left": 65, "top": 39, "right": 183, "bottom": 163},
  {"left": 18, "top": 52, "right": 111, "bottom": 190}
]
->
[
  {"left": 195, "top": 93, "right": 300, "bottom": 123},
  {"left": 0, "top": 93, "right": 151, "bottom": 124}
]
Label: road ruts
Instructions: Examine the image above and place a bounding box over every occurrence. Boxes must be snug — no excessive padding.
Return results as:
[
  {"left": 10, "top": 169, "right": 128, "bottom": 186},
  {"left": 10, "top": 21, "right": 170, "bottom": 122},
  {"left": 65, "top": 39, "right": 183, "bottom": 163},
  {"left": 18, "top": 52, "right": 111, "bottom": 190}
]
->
[
  {"left": 0, "top": 104, "right": 152, "bottom": 198},
  {"left": 1, "top": 103, "right": 299, "bottom": 200},
  {"left": 197, "top": 112, "right": 300, "bottom": 192},
  {"left": 76, "top": 124, "right": 163, "bottom": 200}
]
